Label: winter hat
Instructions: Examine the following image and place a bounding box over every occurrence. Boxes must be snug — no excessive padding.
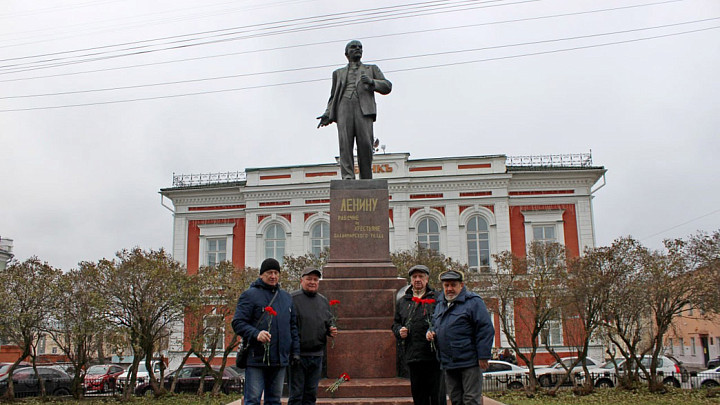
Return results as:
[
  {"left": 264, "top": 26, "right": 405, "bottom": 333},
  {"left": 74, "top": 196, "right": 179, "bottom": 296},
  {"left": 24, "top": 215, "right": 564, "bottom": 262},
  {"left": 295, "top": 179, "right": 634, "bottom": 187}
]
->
[{"left": 260, "top": 258, "right": 281, "bottom": 275}]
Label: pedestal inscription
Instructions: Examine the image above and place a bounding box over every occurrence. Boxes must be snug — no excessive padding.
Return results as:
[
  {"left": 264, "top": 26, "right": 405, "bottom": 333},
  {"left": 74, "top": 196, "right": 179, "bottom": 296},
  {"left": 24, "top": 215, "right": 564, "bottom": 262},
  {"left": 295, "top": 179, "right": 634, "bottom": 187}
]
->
[{"left": 328, "top": 179, "right": 390, "bottom": 263}]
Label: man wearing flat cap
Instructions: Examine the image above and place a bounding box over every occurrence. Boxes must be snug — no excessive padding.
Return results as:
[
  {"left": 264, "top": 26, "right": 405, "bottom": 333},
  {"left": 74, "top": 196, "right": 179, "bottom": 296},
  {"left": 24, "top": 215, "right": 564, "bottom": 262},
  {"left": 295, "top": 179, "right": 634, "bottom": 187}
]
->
[
  {"left": 392, "top": 265, "right": 445, "bottom": 405},
  {"left": 427, "top": 270, "right": 494, "bottom": 405},
  {"left": 232, "top": 258, "right": 300, "bottom": 405},
  {"left": 289, "top": 268, "right": 338, "bottom": 405}
]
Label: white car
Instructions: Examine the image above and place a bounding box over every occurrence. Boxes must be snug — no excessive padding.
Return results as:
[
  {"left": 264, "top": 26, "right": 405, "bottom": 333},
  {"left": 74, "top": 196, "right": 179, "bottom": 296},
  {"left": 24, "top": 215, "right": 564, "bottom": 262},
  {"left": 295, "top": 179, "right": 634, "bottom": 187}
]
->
[
  {"left": 580, "top": 355, "right": 683, "bottom": 388},
  {"left": 483, "top": 360, "right": 527, "bottom": 391},
  {"left": 116, "top": 362, "right": 162, "bottom": 390},
  {"left": 533, "top": 356, "right": 602, "bottom": 387},
  {"left": 691, "top": 366, "right": 720, "bottom": 389}
]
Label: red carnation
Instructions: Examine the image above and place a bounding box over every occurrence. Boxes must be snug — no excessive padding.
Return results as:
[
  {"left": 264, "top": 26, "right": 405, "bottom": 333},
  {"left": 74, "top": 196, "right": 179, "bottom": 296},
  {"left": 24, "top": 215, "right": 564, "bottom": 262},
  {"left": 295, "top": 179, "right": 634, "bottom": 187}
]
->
[
  {"left": 327, "top": 372, "right": 350, "bottom": 394},
  {"left": 412, "top": 297, "right": 422, "bottom": 303},
  {"left": 329, "top": 300, "right": 340, "bottom": 306},
  {"left": 422, "top": 298, "right": 436, "bottom": 305},
  {"left": 264, "top": 306, "right": 277, "bottom": 316}
]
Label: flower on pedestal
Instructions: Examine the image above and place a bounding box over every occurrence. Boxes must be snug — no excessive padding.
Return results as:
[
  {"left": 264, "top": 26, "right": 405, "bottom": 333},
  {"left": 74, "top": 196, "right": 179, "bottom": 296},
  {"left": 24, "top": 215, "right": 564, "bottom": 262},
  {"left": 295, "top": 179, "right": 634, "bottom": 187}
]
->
[{"left": 326, "top": 372, "right": 350, "bottom": 396}]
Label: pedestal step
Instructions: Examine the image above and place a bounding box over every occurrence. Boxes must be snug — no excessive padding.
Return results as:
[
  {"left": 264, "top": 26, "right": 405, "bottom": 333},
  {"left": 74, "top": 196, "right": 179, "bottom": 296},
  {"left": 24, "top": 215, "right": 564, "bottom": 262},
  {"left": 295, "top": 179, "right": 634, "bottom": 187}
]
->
[
  {"left": 283, "top": 397, "right": 414, "bottom": 404},
  {"left": 317, "top": 377, "right": 410, "bottom": 398}
]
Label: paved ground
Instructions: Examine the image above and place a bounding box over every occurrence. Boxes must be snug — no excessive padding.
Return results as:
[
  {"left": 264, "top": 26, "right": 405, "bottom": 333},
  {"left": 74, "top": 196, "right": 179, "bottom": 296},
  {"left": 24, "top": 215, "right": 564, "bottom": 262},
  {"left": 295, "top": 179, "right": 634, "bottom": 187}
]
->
[{"left": 226, "top": 396, "right": 505, "bottom": 404}]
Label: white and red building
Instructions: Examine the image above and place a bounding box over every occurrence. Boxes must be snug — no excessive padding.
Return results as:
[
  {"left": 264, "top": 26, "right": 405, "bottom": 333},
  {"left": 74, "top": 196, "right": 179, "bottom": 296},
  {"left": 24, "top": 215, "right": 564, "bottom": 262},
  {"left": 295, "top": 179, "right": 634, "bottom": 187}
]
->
[{"left": 160, "top": 152, "right": 607, "bottom": 367}]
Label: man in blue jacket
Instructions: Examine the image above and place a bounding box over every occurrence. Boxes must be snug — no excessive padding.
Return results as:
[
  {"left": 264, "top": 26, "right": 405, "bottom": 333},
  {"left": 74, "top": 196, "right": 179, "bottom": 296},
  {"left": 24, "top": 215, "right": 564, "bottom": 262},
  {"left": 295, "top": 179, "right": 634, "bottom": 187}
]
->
[
  {"left": 232, "top": 258, "right": 300, "bottom": 405},
  {"left": 426, "top": 270, "right": 494, "bottom": 405}
]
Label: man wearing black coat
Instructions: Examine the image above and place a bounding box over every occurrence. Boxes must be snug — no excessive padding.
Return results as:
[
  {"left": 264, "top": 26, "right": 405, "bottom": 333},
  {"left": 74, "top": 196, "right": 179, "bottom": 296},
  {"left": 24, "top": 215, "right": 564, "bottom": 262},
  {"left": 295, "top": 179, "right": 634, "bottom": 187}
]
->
[
  {"left": 232, "top": 258, "right": 300, "bottom": 405},
  {"left": 392, "top": 265, "right": 445, "bottom": 405},
  {"left": 289, "top": 268, "right": 338, "bottom": 405}
]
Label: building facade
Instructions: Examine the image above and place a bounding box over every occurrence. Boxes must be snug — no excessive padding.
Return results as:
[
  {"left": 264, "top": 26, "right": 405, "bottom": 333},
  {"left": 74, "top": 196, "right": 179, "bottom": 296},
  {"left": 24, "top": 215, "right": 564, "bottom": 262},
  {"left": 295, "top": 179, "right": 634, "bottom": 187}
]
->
[
  {"left": 160, "top": 152, "right": 606, "bottom": 367},
  {"left": 0, "top": 237, "right": 13, "bottom": 271},
  {"left": 665, "top": 309, "right": 720, "bottom": 370}
]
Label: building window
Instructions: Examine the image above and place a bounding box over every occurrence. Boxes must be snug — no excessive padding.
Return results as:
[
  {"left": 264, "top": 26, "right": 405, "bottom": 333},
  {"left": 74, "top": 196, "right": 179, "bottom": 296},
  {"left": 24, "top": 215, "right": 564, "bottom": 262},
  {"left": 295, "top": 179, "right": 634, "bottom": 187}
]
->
[
  {"left": 310, "top": 221, "right": 330, "bottom": 257},
  {"left": 206, "top": 238, "right": 227, "bottom": 266},
  {"left": 668, "top": 338, "right": 674, "bottom": 355},
  {"left": 37, "top": 334, "right": 46, "bottom": 355},
  {"left": 51, "top": 347, "right": 57, "bottom": 354},
  {"left": 688, "top": 307, "right": 693, "bottom": 316},
  {"left": 466, "top": 216, "right": 490, "bottom": 272},
  {"left": 204, "top": 314, "right": 225, "bottom": 351},
  {"left": 499, "top": 300, "right": 515, "bottom": 348},
  {"left": 265, "top": 223, "right": 286, "bottom": 264},
  {"left": 691, "top": 337, "right": 696, "bottom": 355},
  {"left": 679, "top": 338, "right": 685, "bottom": 354},
  {"left": 533, "top": 225, "right": 556, "bottom": 244},
  {"left": 417, "top": 217, "right": 440, "bottom": 251},
  {"left": 540, "top": 314, "right": 563, "bottom": 346}
]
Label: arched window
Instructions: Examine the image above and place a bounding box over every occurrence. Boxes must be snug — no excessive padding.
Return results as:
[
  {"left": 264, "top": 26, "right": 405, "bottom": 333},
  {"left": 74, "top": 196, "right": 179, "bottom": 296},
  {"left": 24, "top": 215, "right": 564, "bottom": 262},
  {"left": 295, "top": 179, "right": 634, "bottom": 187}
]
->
[
  {"left": 417, "top": 217, "right": 440, "bottom": 251},
  {"left": 264, "top": 223, "right": 286, "bottom": 264},
  {"left": 467, "top": 216, "right": 490, "bottom": 271},
  {"left": 310, "top": 221, "right": 330, "bottom": 256}
]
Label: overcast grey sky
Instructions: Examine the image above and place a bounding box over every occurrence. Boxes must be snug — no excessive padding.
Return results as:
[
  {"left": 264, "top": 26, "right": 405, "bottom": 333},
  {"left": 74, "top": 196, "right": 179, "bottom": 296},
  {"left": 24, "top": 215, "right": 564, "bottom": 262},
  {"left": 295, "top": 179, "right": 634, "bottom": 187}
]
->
[{"left": 1, "top": 0, "right": 719, "bottom": 270}]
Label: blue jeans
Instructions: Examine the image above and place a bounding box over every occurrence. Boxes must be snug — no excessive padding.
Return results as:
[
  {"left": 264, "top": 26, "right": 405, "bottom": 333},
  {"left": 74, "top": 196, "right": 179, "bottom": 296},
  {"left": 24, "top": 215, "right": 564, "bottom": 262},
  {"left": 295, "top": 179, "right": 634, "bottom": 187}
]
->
[
  {"left": 244, "top": 366, "right": 286, "bottom": 405},
  {"left": 288, "top": 356, "right": 323, "bottom": 405}
]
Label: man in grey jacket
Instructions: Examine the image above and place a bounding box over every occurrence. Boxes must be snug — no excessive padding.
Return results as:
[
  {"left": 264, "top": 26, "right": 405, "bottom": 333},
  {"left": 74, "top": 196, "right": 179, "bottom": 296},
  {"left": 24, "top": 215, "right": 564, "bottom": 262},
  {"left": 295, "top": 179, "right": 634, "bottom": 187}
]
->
[
  {"left": 317, "top": 40, "right": 392, "bottom": 180},
  {"left": 289, "top": 268, "right": 338, "bottom": 405},
  {"left": 427, "top": 270, "right": 494, "bottom": 405}
]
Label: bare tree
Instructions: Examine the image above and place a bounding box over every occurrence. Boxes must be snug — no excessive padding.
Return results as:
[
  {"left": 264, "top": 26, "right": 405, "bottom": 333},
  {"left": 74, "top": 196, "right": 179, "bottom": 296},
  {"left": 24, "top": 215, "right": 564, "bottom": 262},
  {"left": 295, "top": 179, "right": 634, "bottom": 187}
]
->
[
  {"left": 96, "top": 248, "right": 192, "bottom": 400},
  {"left": 489, "top": 241, "right": 568, "bottom": 392},
  {"left": 0, "top": 258, "right": 61, "bottom": 400},
  {"left": 639, "top": 232, "right": 720, "bottom": 392},
  {"left": 597, "top": 237, "right": 653, "bottom": 388},
  {"left": 561, "top": 246, "right": 623, "bottom": 394},
  {"left": 391, "top": 245, "right": 469, "bottom": 286},
  {"left": 45, "top": 262, "right": 110, "bottom": 398},
  {"left": 192, "top": 262, "right": 255, "bottom": 395}
]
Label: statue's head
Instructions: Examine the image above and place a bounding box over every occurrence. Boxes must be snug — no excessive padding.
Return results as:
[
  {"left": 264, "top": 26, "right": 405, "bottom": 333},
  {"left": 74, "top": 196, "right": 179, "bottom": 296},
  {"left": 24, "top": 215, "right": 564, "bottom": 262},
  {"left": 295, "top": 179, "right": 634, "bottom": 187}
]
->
[{"left": 345, "top": 40, "right": 363, "bottom": 62}]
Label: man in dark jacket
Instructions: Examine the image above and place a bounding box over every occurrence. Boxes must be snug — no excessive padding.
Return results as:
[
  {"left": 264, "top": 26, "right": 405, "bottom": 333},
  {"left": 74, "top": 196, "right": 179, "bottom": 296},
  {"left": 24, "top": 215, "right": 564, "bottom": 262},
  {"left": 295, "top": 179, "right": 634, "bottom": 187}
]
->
[
  {"left": 426, "top": 270, "right": 494, "bottom": 405},
  {"left": 232, "top": 258, "right": 300, "bottom": 405},
  {"left": 392, "top": 265, "right": 445, "bottom": 405},
  {"left": 289, "top": 267, "right": 338, "bottom": 405}
]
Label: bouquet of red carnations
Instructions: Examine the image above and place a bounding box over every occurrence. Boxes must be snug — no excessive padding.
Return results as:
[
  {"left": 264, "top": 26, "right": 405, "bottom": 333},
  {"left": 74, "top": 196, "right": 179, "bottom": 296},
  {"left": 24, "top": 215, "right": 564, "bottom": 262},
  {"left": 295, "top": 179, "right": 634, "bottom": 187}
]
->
[{"left": 326, "top": 372, "right": 350, "bottom": 395}]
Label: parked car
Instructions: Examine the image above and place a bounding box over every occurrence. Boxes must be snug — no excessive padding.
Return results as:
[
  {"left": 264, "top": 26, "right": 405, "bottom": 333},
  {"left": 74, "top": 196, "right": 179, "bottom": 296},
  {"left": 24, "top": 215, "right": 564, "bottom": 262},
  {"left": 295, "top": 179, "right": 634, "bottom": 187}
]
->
[
  {"left": 0, "top": 366, "right": 73, "bottom": 397},
  {"left": 579, "top": 355, "right": 683, "bottom": 388},
  {"left": 0, "top": 362, "right": 31, "bottom": 379},
  {"left": 707, "top": 357, "right": 720, "bottom": 369},
  {"left": 48, "top": 364, "right": 76, "bottom": 378},
  {"left": 691, "top": 366, "right": 720, "bottom": 389},
  {"left": 134, "top": 365, "right": 243, "bottom": 396},
  {"left": 533, "top": 356, "right": 602, "bottom": 388},
  {"left": 483, "top": 360, "right": 527, "bottom": 391},
  {"left": 83, "top": 364, "right": 125, "bottom": 393},
  {"left": 116, "top": 362, "right": 163, "bottom": 391}
]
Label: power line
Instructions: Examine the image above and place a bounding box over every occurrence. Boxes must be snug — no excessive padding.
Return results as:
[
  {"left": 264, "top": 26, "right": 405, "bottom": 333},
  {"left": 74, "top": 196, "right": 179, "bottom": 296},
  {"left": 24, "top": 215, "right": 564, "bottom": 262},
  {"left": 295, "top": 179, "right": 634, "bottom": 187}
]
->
[
  {"left": 1, "top": 23, "right": 716, "bottom": 113},
  {"left": 0, "top": 0, "right": 684, "bottom": 81},
  {"left": 0, "top": 0, "right": 495, "bottom": 65},
  {"left": 640, "top": 208, "right": 720, "bottom": 241},
  {"left": 0, "top": 0, "right": 313, "bottom": 41},
  {"left": 3, "top": 15, "right": 717, "bottom": 100}
]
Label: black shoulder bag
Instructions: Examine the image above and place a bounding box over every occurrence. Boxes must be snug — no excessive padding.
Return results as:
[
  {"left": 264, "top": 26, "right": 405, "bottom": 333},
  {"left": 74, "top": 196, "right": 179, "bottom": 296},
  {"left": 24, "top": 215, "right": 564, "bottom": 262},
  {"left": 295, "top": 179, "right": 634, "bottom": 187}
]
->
[{"left": 236, "top": 289, "right": 280, "bottom": 369}]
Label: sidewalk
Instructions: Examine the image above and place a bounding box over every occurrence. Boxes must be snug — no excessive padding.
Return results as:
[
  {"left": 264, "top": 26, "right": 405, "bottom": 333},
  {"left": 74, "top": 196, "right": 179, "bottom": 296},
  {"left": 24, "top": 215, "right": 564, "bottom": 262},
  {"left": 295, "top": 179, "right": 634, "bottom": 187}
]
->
[{"left": 226, "top": 397, "right": 506, "bottom": 404}]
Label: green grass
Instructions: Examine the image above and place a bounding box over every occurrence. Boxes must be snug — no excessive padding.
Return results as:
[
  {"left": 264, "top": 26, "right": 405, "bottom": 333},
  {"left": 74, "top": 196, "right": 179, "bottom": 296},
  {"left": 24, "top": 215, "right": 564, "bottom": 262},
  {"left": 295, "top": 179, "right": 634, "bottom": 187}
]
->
[
  {"left": 9, "top": 389, "right": 720, "bottom": 405},
  {"left": 486, "top": 387, "right": 720, "bottom": 405}
]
